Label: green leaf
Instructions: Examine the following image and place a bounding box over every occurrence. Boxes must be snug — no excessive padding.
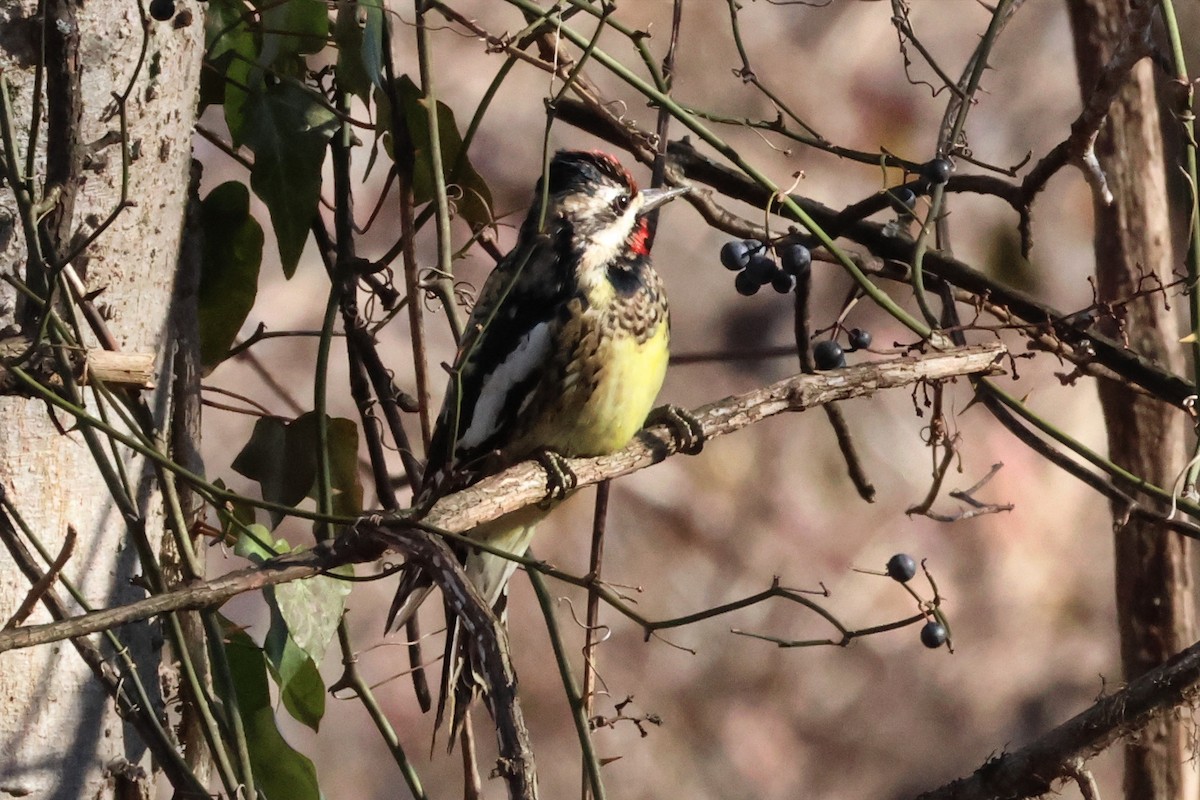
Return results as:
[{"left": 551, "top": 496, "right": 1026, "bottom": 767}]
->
[
  {"left": 220, "top": 622, "right": 320, "bottom": 800},
  {"left": 232, "top": 530, "right": 344, "bottom": 731},
  {"left": 231, "top": 412, "right": 362, "bottom": 526},
  {"left": 395, "top": 75, "right": 495, "bottom": 229},
  {"left": 232, "top": 523, "right": 283, "bottom": 562},
  {"left": 264, "top": 584, "right": 338, "bottom": 733},
  {"left": 232, "top": 417, "right": 315, "bottom": 526},
  {"left": 261, "top": 586, "right": 326, "bottom": 732},
  {"left": 202, "top": 0, "right": 257, "bottom": 111},
  {"left": 198, "top": 182, "right": 264, "bottom": 370},
  {"left": 325, "top": 416, "right": 364, "bottom": 516},
  {"left": 273, "top": 561, "right": 351, "bottom": 664},
  {"left": 239, "top": 82, "right": 338, "bottom": 276},
  {"left": 334, "top": 0, "right": 384, "bottom": 102},
  {"left": 274, "top": 643, "right": 326, "bottom": 731},
  {"left": 260, "top": 0, "right": 329, "bottom": 68}
]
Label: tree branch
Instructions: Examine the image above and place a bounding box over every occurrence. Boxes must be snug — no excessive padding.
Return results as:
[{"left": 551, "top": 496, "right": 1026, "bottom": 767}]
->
[
  {"left": 549, "top": 98, "right": 1197, "bottom": 408},
  {"left": 0, "top": 344, "right": 1005, "bottom": 655},
  {"left": 913, "top": 635, "right": 1200, "bottom": 800}
]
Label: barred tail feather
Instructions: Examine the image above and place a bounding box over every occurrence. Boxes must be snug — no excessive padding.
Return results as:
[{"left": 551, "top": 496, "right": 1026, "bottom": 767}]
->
[{"left": 435, "top": 510, "right": 543, "bottom": 746}]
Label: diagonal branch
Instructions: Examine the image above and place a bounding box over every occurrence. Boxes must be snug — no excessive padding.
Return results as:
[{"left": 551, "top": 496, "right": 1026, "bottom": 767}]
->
[
  {"left": 549, "top": 97, "right": 1198, "bottom": 409},
  {"left": 0, "top": 344, "right": 1006, "bottom": 656},
  {"left": 913, "top": 635, "right": 1200, "bottom": 800}
]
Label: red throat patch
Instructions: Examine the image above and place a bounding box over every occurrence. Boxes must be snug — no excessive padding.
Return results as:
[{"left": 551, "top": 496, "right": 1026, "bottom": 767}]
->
[{"left": 629, "top": 218, "right": 651, "bottom": 257}]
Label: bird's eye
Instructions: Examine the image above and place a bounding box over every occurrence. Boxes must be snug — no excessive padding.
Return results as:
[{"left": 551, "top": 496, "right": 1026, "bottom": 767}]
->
[{"left": 611, "top": 193, "right": 631, "bottom": 214}]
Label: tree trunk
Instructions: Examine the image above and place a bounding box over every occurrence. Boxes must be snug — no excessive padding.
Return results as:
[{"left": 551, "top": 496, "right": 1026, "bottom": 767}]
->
[
  {"left": 0, "top": 1, "right": 203, "bottom": 797},
  {"left": 1067, "top": 2, "right": 1197, "bottom": 798}
]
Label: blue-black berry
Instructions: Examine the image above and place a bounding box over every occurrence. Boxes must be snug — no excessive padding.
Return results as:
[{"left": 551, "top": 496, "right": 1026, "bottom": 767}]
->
[
  {"left": 886, "top": 553, "right": 917, "bottom": 583},
  {"left": 770, "top": 269, "right": 797, "bottom": 294},
  {"left": 813, "top": 340, "right": 846, "bottom": 370},
  {"left": 744, "top": 254, "right": 777, "bottom": 286},
  {"left": 779, "top": 243, "right": 812, "bottom": 278},
  {"left": 920, "top": 621, "right": 948, "bottom": 649},
  {"left": 921, "top": 157, "right": 952, "bottom": 186},
  {"left": 720, "top": 239, "right": 760, "bottom": 271},
  {"left": 149, "top": 0, "right": 175, "bottom": 19},
  {"left": 888, "top": 187, "right": 917, "bottom": 213},
  {"left": 848, "top": 328, "right": 873, "bottom": 351},
  {"left": 734, "top": 270, "right": 761, "bottom": 297}
]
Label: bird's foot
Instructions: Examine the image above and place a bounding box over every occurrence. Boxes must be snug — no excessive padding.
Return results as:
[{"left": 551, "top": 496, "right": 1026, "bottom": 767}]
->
[
  {"left": 534, "top": 449, "right": 578, "bottom": 508},
  {"left": 647, "top": 404, "right": 705, "bottom": 455}
]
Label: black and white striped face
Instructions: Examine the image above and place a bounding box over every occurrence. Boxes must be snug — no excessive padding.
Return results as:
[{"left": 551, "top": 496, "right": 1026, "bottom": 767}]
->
[
  {"left": 540, "top": 151, "right": 644, "bottom": 255},
  {"left": 537, "top": 149, "right": 652, "bottom": 287}
]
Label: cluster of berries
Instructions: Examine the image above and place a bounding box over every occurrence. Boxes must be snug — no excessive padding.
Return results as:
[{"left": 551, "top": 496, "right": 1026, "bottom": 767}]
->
[
  {"left": 886, "top": 553, "right": 948, "bottom": 649},
  {"left": 720, "top": 239, "right": 812, "bottom": 297},
  {"left": 716, "top": 157, "right": 954, "bottom": 370}
]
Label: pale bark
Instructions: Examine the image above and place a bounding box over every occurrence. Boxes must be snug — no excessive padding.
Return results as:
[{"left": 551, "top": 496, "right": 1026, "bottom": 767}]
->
[{"left": 0, "top": 1, "right": 203, "bottom": 797}]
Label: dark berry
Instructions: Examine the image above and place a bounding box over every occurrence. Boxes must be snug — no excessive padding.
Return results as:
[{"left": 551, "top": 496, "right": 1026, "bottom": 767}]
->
[
  {"left": 847, "top": 328, "right": 873, "bottom": 351},
  {"left": 888, "top": 187, "right": 917, "bottom": 213},
  {"left": 734, "top": 270, "right": 761, "bottom": 297},
  {"left": 779, "top": 243, "right": 812, "bottom": 278},
  {"left": 920, "top": 621, "right": 948, "bottom": 649},
  {"left": 812, "top": 340, "right": 846, "bottom": 370},
  {"left": 720, "top": 239, "right": 759, "bottom": 271},
  {"left": 886, "top": 553, "right": 917, "bottom": 583},
  {"left": 770, "top": 269, "right": 796, "bottom": 294},
  {"left": 744, "top": 254, "right": 777, "bottom": 285},
  {"left": 921, "top": 157, "right": 952, "bottom": 186},
  {"left": 149, "top": 0, "right": 175, "bottom": 20}
]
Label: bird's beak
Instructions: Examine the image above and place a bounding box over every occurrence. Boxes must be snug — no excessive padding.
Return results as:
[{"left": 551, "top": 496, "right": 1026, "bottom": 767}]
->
[{"left": 637, "top": 185, "right": 689, "bottom": 216}]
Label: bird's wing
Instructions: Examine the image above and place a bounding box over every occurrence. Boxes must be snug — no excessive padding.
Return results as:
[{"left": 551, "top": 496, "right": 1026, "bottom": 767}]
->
[{"left": 419, "top": 230, "right": 569, "bottom": 502}]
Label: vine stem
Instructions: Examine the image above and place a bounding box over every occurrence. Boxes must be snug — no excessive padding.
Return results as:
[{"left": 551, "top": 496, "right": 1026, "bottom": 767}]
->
[{"left": 500, "top": 0, "right": 936, "bottom": 343}]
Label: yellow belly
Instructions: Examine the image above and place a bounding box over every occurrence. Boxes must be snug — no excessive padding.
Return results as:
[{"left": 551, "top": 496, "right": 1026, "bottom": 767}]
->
[{"left": 527, "top": 321, "right": 669, "bottom": 457}]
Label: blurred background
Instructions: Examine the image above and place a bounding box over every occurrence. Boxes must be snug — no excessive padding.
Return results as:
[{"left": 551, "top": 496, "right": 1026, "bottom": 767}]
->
[{"left": 196, "top": 1, "right": 1200, "bottom": 797}]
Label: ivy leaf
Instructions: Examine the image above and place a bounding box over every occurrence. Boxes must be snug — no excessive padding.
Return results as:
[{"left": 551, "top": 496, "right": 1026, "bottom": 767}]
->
[
  {"left": 201, "top": 0, "right": 256, "bottom": 110},
  {"left": 219, "top": 621, "right": 320, "bottom": 800},
  {"left": 324, "top": 416, "right": 364, "bottom": 516},
  {"left": 233, "top": 531, "right": 348, "bottom": 732},
  {"left": 393, "top": 75, "right": 495, "bottom": 230},
  {"left": 198, "top": 182, "right": 263, "bottom": 370},
  {"left": 259, "top": 0, "right": 329, "bottom": 69},
  {"left": 232, "top": 417, "right": 314, "bottom": 527},
  {"left": 273, "top": 559, "right": 351, "bottom": 664},
  {"left": 334, "top": 0, "right": 384, "bottom": 102},
  {"left": 272, "top": 639, "right": 326, "bottom": 732},
  {"left": 231, "top": 412, "right": 362, "bottom": 527},
  {"left": 232, "top": 524, "right": 283, "bottom": 563},
  {"left": 238, "top": 82, "right": 338, "bottom": 277}
]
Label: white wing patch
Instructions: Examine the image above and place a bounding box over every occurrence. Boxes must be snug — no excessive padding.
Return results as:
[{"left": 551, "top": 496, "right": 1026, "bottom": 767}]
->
[{"left": 456, "top": 321, "right": 553, "bottom": 450}]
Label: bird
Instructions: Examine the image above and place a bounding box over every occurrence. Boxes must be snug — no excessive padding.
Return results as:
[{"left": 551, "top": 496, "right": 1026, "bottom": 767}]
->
[{"left": 387, "top": 149, "right": 692, "bottom": 740}]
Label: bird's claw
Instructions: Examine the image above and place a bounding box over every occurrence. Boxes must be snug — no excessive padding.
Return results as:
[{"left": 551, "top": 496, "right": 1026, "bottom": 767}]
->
[
  {"left": 534, "top": 449, "right": 577, "bottom": 508},
  {"left": 648, "top": 404, "right": 705, "bottom": 455}
]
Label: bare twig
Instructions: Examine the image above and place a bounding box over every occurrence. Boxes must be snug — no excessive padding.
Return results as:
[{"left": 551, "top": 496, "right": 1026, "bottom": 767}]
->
[
  {"left": 0, "top": 336, "right": 154, "bottom": 393},
  {"left": 580, "top": 480, "right": 609, "bottom": 800}
]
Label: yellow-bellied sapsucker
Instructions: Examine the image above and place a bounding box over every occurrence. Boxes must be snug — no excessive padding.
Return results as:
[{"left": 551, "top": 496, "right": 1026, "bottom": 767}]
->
[{"left": 388, "top": 150, "right": 688, "bottom": 738}]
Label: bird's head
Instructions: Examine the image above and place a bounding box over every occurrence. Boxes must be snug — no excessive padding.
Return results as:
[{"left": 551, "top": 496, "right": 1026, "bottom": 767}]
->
[{"left": 529, "top": 150, "right": 687, "bottom": 266}]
